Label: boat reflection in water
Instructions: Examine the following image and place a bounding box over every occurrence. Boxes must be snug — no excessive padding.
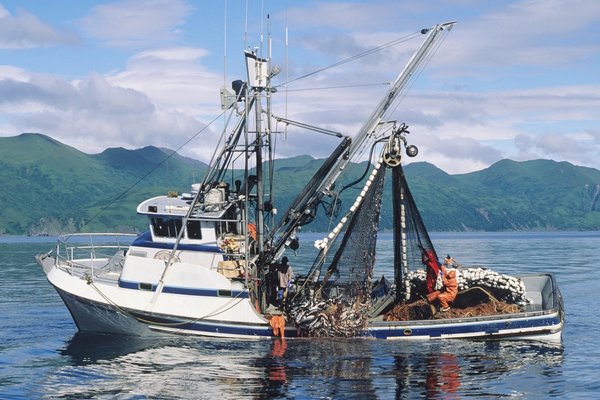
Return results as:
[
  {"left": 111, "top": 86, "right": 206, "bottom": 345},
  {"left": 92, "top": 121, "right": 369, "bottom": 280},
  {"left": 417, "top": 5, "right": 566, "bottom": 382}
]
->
[
  {"left": 394, "top": 340, "right": 564, "bottom": 399},
  {"left": 425, "top": 353, "right": 461, "bottom": 396},
  {"left": 268, "top": 338, "right": 287, "bottom": 382},
  {"left": 42, "top": 335, "right": 563, "bottom": 399},
  {"left": 61, "top": 332, "right": 168, "bottom": 365}
]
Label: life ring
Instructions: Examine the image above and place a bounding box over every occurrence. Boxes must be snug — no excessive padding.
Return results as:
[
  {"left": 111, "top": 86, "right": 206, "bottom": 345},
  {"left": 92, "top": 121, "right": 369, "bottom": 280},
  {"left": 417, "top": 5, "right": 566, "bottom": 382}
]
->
[{"left": 154, "top": 250, "right": 180, "bottom": 263}]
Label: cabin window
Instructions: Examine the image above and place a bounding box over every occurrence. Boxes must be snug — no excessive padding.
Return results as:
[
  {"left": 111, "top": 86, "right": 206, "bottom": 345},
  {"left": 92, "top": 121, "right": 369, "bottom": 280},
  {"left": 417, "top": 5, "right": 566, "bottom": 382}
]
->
[
  {"left": 186, "top": 220, "right": 202, "bottom": 239},
  {"left": 151, "top": 217, "right": 182, "bottom": 238},
  {"left": 151, "top": 217, "right": 203, "bottom": 240}
]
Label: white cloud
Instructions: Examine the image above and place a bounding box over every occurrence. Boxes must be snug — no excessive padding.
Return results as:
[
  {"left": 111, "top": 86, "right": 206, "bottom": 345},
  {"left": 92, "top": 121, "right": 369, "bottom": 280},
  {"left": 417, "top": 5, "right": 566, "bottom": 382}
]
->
[
  {"left": 0, "top": 65, "right": 32, "bottom": 82},
  {"left": 0, "top": 4, "right": 79, "bottom": 49},
  {"left": 438, "top": 0, "right": 600, "bottom": 70},
  {"left": 0, "top": 70, "right": 205, "bottom": 154},
  {"left": 2, "top": 0, "right": 600, "bottom": 175},
  {"left": 107, "top": 46, "right": 220, "bottom": 115},
  {"left": 78, "top": 0, "right": 193, "bottom": 47},
  {"left": 514, "top": 130, "right": 600, "bottom": 167}
]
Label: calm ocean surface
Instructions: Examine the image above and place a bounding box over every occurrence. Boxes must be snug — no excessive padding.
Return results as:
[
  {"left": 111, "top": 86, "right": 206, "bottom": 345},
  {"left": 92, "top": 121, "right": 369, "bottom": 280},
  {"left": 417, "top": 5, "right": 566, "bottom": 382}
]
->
[{"left": 1, "top": 231, "right": 598, "bottom": 399}]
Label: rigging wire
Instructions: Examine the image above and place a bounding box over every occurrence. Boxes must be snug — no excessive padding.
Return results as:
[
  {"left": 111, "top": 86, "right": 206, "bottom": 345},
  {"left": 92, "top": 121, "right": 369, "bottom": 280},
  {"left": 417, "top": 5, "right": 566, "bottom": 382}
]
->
[
  {"left": 244, "top": 0, "right": 248, "bottom": 50},
  {"left": 385, "top": 28, "right": 451, "bottom": 118},
  {"left": 83, "top": 109, "right": 227, "bottom": 227},
  {"left": 283, "top": 82, "right": 390, "bottom": 92},
  {"left": 87, "top": 278, "right": 247, "bottom": 327},
  {"left": 267, "top": 14, "right": 275, "bottom": 227},
  {"left": 84, "top": 25, "right": 448, "bottom": 231},
  {"left": 312, "top": 27, "right": 452, "bottom": 174},
  {"left": 275, "top": 30, "right": 422, "bottom": 88}
]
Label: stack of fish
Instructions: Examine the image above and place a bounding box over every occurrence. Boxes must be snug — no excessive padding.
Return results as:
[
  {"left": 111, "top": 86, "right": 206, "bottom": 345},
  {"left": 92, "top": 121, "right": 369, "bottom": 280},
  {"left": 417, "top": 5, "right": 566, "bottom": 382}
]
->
[
  {"left": 288, "top": 296, "right": 369, "bottom": 337},
  {"left": 405, "top": 267, "right": 530, "bottom": 305}
]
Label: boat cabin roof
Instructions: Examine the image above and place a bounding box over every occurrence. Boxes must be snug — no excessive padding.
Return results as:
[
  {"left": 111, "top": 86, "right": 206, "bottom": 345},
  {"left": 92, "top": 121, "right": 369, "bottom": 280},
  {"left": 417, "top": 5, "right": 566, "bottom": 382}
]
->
[{"left": 137, "top": 195, "right": 230, "bottom": 219}]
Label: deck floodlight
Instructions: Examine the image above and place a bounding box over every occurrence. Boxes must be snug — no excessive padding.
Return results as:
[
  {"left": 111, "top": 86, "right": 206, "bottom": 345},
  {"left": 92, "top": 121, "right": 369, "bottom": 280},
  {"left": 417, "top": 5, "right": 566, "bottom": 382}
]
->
[{"left": 270, "top": 65, "right": 281, "bottom": 78}]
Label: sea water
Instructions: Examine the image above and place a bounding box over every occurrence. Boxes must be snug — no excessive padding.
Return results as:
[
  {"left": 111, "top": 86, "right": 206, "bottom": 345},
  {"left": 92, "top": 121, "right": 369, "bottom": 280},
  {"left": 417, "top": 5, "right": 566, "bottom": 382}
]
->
[{"left": 0, "top": 232, "right": 598, "bottom": 399}]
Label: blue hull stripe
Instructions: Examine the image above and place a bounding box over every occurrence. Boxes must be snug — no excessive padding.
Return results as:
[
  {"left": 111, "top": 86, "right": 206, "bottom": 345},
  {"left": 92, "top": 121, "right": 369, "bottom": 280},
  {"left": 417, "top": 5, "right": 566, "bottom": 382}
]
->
[
  {"left": 129, "top": 311, "right": 274, "bottom": 337},
  {"left": 53, "top": 283, "right": 562, "bottom": 339},
  {"left": 55, "top": 286, "right": 271, "bottom": 336},
  {"left": 367, "top": 313, "right": 562, "bottom": 339},
  {"left": 118, "top": 279, "right": 249, "bottom": 298}
]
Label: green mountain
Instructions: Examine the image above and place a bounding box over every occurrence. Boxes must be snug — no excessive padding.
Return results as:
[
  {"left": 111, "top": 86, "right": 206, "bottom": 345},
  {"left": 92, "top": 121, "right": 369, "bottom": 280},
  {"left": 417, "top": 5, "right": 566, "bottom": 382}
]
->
[
  {"left": 1, "top": 133, "right": 599, "bottom": 235},
  {"left": 0, "top": 133, "right": 206, "bottom": 235},
  {"left": 403, "top": 160, "right": 600, "bottom": 231}
]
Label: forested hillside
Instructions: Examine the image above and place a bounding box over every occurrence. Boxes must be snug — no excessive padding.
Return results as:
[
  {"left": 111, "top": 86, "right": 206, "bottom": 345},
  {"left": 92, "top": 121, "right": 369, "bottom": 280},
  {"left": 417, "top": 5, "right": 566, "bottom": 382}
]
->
[{"left": 1, "top": 133, "right": 599, "bottom": 235}]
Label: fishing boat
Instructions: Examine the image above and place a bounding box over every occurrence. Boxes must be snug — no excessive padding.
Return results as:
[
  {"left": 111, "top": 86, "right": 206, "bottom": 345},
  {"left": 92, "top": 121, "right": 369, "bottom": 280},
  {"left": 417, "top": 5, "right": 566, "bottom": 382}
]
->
[{"left": 36, "top": 21, "right": 563, "bottom": 341}]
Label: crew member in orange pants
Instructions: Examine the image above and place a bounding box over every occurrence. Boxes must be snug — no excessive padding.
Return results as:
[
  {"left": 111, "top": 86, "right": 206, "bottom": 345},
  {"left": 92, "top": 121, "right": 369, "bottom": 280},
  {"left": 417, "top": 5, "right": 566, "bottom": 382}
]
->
[{"left": 426, "top": 265, "right": 458, "bottom": 311}]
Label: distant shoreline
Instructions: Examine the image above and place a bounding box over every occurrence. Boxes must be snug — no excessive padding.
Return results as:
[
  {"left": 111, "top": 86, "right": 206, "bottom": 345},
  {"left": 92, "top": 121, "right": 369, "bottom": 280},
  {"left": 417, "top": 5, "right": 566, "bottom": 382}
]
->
[{"left": 3, "top": 230, "right": 599, "bottom": 244}]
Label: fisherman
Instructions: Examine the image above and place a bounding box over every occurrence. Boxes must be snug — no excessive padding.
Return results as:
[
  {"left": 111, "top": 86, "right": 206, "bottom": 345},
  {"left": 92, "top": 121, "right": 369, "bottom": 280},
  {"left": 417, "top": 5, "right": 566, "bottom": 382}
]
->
[
  {"left": 426, "top": 264, "right": 458, "bottom": 312},
  {"left": 277, "top": 257, "right": 293, "bottom": 303},
  {"left": 443, "top": 254, "right": 459, "bottom": 268}
]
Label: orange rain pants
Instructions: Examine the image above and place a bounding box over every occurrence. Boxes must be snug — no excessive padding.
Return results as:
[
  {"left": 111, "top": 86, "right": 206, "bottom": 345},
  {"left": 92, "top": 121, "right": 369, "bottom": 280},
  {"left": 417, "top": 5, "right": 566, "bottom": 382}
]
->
[
  {"left": 426, "top": 267, "right": 458, "bottom": 309},
  {"left": 269, "top": 315, "right": 286, "bottom": 337}
]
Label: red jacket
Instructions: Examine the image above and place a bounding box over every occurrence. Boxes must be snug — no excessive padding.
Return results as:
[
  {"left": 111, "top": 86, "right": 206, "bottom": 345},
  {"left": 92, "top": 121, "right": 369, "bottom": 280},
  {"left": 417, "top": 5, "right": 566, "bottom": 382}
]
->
[{"left": 423, "top": 250, "right": 440, "bottom": 293}]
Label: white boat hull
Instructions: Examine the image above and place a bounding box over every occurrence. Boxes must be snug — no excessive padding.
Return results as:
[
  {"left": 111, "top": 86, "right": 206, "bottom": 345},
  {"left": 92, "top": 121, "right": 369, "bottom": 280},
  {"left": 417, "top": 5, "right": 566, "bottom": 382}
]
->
[
  {"left": 44, "top": 258, "right": 273, "bottom": 338},
  {"left": 42, "top": 256, "right": 563, "bottom": 342}
]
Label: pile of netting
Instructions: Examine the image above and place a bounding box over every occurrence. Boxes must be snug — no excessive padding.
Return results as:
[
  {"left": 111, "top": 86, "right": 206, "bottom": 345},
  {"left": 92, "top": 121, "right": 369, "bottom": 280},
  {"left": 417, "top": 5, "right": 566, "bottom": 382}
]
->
[
  {"left": 288, "top": 158, "right": 386, "bottom": 337},
  {"left": 384, "top": 286, "right": 522, "bottom": 322},
  {"left": 404, "top": 266, "right": 530, "bottom": 305},
  {"left": 287, "top": 296, "right": 369, "bottom": 337}
]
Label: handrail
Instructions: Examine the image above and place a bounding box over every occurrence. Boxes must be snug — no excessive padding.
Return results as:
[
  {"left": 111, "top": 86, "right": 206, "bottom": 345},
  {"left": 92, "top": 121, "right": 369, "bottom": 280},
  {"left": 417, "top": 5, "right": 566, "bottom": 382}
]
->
[
  {"left": 58, "top": 232, "right": 138, "bottom": 241},
  {"left": 55, "top": 233, "right": 137, "bottom": 267}
]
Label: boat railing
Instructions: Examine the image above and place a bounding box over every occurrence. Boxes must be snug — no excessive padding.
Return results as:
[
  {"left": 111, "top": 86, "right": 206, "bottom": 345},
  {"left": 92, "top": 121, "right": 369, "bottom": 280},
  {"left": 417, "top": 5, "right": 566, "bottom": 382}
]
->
[{"left": 54, "top": 233, "right": 138, "bottom": 277}]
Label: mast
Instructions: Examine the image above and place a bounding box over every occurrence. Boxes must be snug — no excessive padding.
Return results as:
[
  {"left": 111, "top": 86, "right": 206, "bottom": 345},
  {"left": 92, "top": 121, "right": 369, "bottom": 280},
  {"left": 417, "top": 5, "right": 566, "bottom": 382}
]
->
[
  {"left": 245, "top": 47, "right": 277, "bottom": 311},
  {"left": 244, "top": 49, "right": 270, "bottom": 253},
  {"left": 254, "top": 89, "right": 265, "bottom": 255}
]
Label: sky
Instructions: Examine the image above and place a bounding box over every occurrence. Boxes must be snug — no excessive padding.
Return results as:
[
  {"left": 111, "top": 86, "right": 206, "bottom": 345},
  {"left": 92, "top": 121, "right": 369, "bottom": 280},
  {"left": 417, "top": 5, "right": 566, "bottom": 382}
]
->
[{"left": 1, "top": 0, "right": 599, "bottom": 175}]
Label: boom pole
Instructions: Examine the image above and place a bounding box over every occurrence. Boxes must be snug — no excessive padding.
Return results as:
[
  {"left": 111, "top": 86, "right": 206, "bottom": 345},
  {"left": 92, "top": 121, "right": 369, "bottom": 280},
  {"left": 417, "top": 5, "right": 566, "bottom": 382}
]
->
[{"left": 269, "top": 21, "right": 456, "bottom": 255}]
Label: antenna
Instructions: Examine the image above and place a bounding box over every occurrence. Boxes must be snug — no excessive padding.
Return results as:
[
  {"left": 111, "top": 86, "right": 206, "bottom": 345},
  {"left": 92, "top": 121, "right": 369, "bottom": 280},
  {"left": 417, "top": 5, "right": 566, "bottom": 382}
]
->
[
  {"left": 223, "top": 0, "right": 227, "bottom": 89},
  {"left": 260, "top": 0, "right": 264, "bottom": 55},
  {"left": 285, "top": 13, "right": 289, "bottom": 138},
  {"left": 244, "top": 0, "right": 248, "bottom": 50}
]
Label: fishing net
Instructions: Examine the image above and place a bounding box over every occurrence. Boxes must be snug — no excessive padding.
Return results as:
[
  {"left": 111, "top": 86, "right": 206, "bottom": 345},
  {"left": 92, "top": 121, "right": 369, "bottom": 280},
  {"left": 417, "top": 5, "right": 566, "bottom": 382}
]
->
[
  {"left": 287, "top": 156, "right": 531, "bottom": 334},
  {"left": 288, "top": 154, "right": 531, "bottom": 333},
  {"left": 392, "top": 165, "right": 439, "bottom": 301},
  {"left": 383, "top": 287, "right": 523, "bottom": 322},
  {"left": 323, "top": 162, "right": 385, "bottom": 297},
  {"left": 289, "top": 160, "right": 386, "bottom": 337},
  {"left": 293, "top": 296, "right": 370, "bottom": 338},
  {"left": 402, "top": 267, "right": 530, "bottom": 305}
]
